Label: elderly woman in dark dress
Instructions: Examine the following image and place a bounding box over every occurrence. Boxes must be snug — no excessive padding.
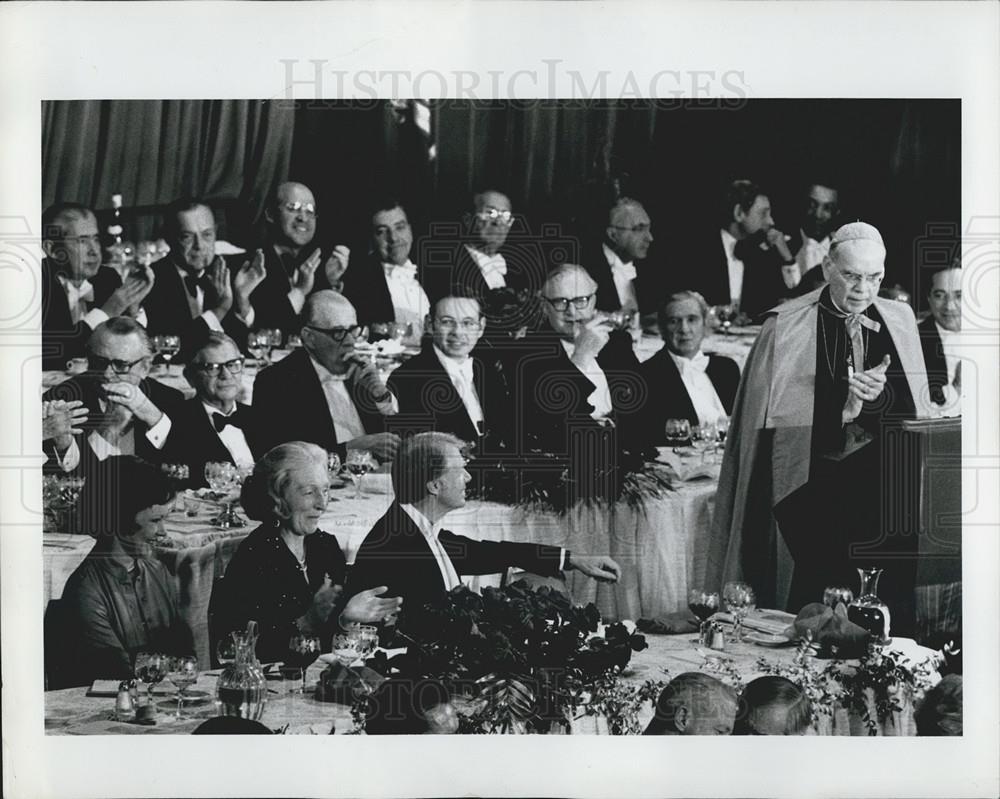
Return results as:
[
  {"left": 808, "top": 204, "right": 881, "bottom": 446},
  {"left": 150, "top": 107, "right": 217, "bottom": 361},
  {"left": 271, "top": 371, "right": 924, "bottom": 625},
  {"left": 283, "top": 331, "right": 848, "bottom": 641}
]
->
[
  {"left": 60, "top": 456, "right": 194, "bottom": 685},
  {"left": 217, "top": 441, "right": 401, "bottom": 662}
]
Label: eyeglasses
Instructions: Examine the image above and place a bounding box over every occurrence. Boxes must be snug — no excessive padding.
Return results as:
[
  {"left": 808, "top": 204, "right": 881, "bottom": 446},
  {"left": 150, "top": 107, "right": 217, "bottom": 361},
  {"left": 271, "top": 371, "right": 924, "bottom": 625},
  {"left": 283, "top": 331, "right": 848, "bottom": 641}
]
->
[
  {"left": 305, "top": 324, "right": 364, "bottom": 342},
  {"left": 283, "top": 202, "right": 317, "bottom": 218},
  {"left": 838, "top": 270, "right": 883, "bottom": 287},
  {"left": 88, "top": 354, "right": 147, "bottom": 374},
  {"left": 434, "top": 317, "right": 482, "bottom": 332},
  {"left": 610, "top": 223, "right": 652, "bottom": 234},
  {"left": 542, "top": 293, "right": 595, "bottom": 312},
  {"left": 476, "top": 207, "right": 513, "bottom": 225},
  {"left": 192, "top": 358, "right": 245, "bottom": 376}
]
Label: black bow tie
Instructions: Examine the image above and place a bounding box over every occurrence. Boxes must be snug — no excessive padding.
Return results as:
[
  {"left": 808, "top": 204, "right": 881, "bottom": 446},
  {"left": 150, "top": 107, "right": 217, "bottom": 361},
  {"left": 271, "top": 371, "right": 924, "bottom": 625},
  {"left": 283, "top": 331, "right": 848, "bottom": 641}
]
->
[
  {"left": 183, "top": 271, "right": 209, "bottom": 299},
  {"left": 212, "top": 409, "right": 244, "bottom": 433}
]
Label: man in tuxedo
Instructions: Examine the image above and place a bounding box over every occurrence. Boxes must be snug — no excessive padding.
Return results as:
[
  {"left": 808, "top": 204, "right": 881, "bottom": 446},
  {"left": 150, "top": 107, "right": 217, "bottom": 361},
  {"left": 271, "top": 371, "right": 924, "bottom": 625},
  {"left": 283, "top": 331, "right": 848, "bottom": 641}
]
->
[
  {"left": 41, "top": 202, "right": 155, "bottom": 369},
  {"left": 347, "top": 432, "right": 620, "bottom": 618},
  {"left": 143, "top": 199, "right": 265, "bottom": 358},
  {"left": 387, "top": 294, "right": 512, "bottom": 453},
  {"left": 639, "top": 290, "right": 740, "bottom": 440},
  {"left": 44, "top": 317, "right": 185, "bottom": 473},
  {"left": 251, "top": 290, "right": 400, "bottom": 460},
  {"left": 341, "top": 200, "right": 430, "bottom": 335},
  {"left": 643, "top": 673, "right": 739, "bottom": 736},
  {"left": 163, "top": 333, "right": 261, "bottom": 487},
  {"left": 919, "top": 265, "right": 962, "bottom": 413},
  {"left": 250, "top": 181, "right": 350, "bottom": 335},
  {"left": 787, "top": 182, "right": 841, "bottom": 295},
  {"left": 688, "top": 180, "right": 797, "bottom": 319},
  {"left": 705, "top": 222, "right": 932, "bottom": 630}
]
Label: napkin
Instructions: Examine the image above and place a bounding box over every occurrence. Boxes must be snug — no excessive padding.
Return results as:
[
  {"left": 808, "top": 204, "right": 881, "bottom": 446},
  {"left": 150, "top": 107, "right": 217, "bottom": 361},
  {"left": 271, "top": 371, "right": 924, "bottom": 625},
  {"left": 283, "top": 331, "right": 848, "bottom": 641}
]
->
[
  {"left": 315, "top": 663, "right": 385, "bottom": 704},
  {"left": 788, "top": 602, "right": 870, "bottom": 657},
  {"left": 359, "top": 473, "right": 393, "bottom": 494},
  {"left": 654, "top": 448, "right": 718, "bottom": 482},
  {"left": 636, "top": 611, "right": 699, "bottom": 635}
]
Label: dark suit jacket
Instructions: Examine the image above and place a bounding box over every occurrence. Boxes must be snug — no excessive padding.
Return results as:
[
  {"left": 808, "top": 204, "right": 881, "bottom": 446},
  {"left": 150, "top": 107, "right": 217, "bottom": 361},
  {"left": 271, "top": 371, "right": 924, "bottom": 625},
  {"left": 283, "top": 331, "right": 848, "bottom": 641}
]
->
[
  {"left": 919, "top": 315, "right": 950, "bottom": 406},
  {"left": 41, "top": 261, "right": 122, "bottom": 370},
  {"left": 142, "top": 257, "right": 249, "bottom": 360},
  {"left": 580, "top": 238, "right": 664, "bottom": 315},
  {"left": 386, "top": 343, "right": 513, "bottom": 454},
  {"left": 347, "top": 501, "right": 563, "bottom": 615},
  {"left": 251, "top": 347, "right": 389, "bottom": 455},
  {"left": 161, "top": 398, "right": 262, "bottom": 487},
  {"left": 637, "top": 348, "right": 740, "bottom": 440},
  {"left": 248, "top": 244, "right": 302, "bottom": 335},
  {"left": 43, "top": 375, "right": 187, "bottom": 473},
  {"left": 341, "top": 252, "right": 398, "bottom": 327}
]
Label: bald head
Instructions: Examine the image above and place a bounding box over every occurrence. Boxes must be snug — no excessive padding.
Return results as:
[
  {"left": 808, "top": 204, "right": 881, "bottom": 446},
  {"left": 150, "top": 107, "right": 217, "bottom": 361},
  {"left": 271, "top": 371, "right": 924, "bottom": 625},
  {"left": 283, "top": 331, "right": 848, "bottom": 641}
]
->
[
  {"left": 302, "top": 289, "right": 357, "bottom": 328},
  {"left": 822, "top": 221, "right": 887, "bottom": 314},
  {"left": 644, "top": 673, "right": 738, "bottom": 736},
  {"left": 270, "top": 181, "right": 317, "bottom": 251},
  {"left": 300, "top": 290, "right": 360, "bottom": 374}
]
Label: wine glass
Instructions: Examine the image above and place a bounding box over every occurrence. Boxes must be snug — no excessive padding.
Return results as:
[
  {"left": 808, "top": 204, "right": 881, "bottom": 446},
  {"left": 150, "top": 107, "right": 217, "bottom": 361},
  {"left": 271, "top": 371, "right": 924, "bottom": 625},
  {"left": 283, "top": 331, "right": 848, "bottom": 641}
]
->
[
  {"left": 330, "top": 629, "right": 364, "bottom": 669},
  {"left": 165, "top": 655, "right": 199, "bottom": 719},
  {"left": 687, "top": 589, "right": 720, "bottom": 643},
  {"left": 247, "top": 331, "right": 270, "bottom": 367},
  {"left": 204, "top": 461, "right": 241, "bottom": 528},
  {"left": 263, "top": 328, "right": 283, "bottom": 362},
  {"left": 664, "top": 418, "right": 692, "bottom": 449},
  {"left": 722, "top": 582, "right": 756, "bottom": 642},
  {"left": 714, "top": 304, "right": 735, "bottom": 334},
  {"left": 345, "top": 450, "right": 375, "bottom": 500},
  {"left": 286, "top": 333, "right": 303, "bottom": 349},
  {"left": 715, "top": 416, "right": 730, "bottom": 455},
  {"left": 823, "top": 585, "right": 855, "bottom": 610},
  {"left": 134, "top": 651, "right": 168, "bottom": 701},
  {"left": 159, "top": 334, "right": 181, "bottom": 376},
  {"left": 690, "top": 422, "right": 718, "bottom": 464},
  {"left": 216, "top": 632, "right": 238, "bottom": 667},
  {"left": 286, "top": 635, "right": 321, "bottom": 694}
]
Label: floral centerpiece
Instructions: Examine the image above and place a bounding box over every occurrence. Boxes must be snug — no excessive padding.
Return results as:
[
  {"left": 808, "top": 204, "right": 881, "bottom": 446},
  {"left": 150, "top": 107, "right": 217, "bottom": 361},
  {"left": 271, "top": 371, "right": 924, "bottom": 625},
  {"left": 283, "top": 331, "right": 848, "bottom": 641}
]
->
[{"left": 358, "top": 582, "right": 659, "bottom": 734}]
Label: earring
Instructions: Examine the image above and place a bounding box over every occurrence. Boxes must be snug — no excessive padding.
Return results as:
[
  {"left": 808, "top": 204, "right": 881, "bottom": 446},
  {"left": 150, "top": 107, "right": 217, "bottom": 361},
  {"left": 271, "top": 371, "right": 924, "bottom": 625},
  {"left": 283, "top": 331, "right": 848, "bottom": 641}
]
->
[{"left": 273, "top": 517, "right": 281, "bottom": 528}]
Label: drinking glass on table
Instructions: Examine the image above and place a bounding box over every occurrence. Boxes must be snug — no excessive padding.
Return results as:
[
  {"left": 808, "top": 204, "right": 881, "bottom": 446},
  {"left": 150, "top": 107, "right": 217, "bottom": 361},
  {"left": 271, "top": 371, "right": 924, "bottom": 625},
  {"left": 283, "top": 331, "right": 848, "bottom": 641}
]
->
[
  {"left": 664, "top": 418, "right": 692, "bottom": 449},
  {"left": 715, "top": 416, "right": 730, "bottom": 455},
  {"left": 690, "top": 422, "right": 718, "bottom": 464},
  {"left": 204, "top": 461, "right": 242, "bottom": 528},
  {"left": 165, "top": 655, "right": 199, "bottom": 719},
  {"left": 134, "top": 651, "right": 168, "bottom": 701},
  {"left": 714, "top": 304, "right": 736, "bottom": 334},
  {"left": 345, "top": 450, "right": 376, "bottom": 500},
  {"left": 687, "top": 589, "right": 720, "bottom": 643},
  {"left": 722, "top": 582, "right": 756, "bottom": 642},
  {"left": 285, "top": 635, "right": 321, "bottom": 694},
  {"left": 247, "top": 331, "right": 270, "bottom": 367},
  {"left": 159, "top": 334, "right": 181, "bottom": 375},
  {"left": 330, "top": 628, "right": 364, "bottom": 669},
  {"left": 822, "top": 585, "right": 855, "bottom": 609}
]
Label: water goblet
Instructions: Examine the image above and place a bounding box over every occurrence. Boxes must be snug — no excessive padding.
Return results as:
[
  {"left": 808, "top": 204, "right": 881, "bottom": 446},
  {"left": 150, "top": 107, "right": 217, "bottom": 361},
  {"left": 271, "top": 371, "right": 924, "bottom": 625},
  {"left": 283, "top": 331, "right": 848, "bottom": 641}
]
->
[
  {"left": 204, "top": 462, "right": 241, "bottom": 528},
  {"left": 690, "top": 422, "right": 718, "bottom": 464},
  {"left": 159, "top": 334, "right": 181, "bottom": 376},
  {"left": 715, "top": 416, "right": 730, "bottom": 455},
  {"left": 165, "top": 655, "right": 199, "bottom": 719},
  {"left": 345, "top": 450, "right": 375, "bottom": 500},
  {"left": 722, "top": 581, "right": 756, "bottom": 642},
  {"left": 664, "top": 418, "right": 692, "bottom": 449},
  {"left": 330, "top": 630, "right": 364, "bottom": 669},
  {"left": 247, "top": 331, "right": 270, "bottom": 367},
  {"left": 822, "top": 585, "right": 855, "bottom": 610},
  {"left": 286, "top": 635, "right": 321, "bottom": 694},
  {"left": 134, "top": 651, "right": 168, "bottom": 702}
]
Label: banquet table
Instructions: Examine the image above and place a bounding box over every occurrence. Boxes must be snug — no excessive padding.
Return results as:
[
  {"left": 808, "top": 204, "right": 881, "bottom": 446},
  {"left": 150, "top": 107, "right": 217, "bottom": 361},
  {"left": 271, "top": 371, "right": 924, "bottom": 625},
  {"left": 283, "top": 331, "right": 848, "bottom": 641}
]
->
[{"left": 44, "top": 623, "right": 937, "bottom": 736}]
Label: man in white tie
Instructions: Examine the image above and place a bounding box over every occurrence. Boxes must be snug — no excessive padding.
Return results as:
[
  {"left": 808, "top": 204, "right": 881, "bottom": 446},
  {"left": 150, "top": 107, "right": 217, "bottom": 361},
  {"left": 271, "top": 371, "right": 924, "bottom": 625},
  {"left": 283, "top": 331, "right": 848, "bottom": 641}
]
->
[
  {"left": 342, "top": 200, "right": 429, "bottom": 342},
  {"left": 464, "top": 189, "right": 514, "bottom": 291},
  {"left": 787, "top": 182, "right": 841, "bottom": 295},
  {"left": 43, "top": 317, "right": 186, "bottom": 473},
  {"left": 41, "top": 202, "right": 155, "bottom": 369},
  {"left": 252, "top": 290, "right": 401, "bottom": 460},
  {"left": 347, "top": 431, "right": 621, "bottom": 626},
  {"left": 164, "top": 333, "right": 261, "bottom": 486},
  {"left": 919, "top": 264, "right": 962, "bottom": 413},
  {"left": 638, "top": 291, "right": 740, "bottom": 440}
]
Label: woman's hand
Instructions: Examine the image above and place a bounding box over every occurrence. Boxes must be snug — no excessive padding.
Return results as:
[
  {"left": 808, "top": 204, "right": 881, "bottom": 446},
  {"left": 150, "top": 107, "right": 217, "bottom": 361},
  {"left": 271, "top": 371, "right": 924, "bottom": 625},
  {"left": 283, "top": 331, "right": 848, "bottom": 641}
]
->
[
  {"left": 298, "top": 576, "right": 342, "bottom": 631},
  {"left": 340, "top": 585, "right": 402, "bottom": 625}
]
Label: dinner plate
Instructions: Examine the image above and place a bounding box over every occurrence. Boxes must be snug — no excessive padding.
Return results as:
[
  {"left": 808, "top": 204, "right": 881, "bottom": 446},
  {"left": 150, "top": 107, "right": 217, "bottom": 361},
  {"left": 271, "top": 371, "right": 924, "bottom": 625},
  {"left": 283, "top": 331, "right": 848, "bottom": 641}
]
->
[{"left": 745, "top": 632, "right": 794, "bottom": 648}]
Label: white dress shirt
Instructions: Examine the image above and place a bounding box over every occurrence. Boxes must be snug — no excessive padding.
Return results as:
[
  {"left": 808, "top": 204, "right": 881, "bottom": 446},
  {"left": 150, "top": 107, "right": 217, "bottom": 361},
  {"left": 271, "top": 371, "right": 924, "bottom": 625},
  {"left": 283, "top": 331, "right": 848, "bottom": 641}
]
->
[
  {"left": 719, "top": 229, "right": 744, "bottom": 307},
  {"left": 57, "top": 398, "right": 172, "bottom": 472},
  {"left": 175, "top": 264, "right": 255, "bottom": 330},
  {"left": 935, "top": 322, "right": 962, "bottom": 412},
  {"left": 399, "top": 503, "right": 462, "bottom": 591},
  {"left": 309, "top": 355, "right": 369, "bottom": 443},
  {"left": 57, "top": 275, "right": 148, "bottom": 330},
  {"left": 602, "top": 243, "right": 639, "bottom": 311},
  {"left": 203, "top": 403, "right": 255, "bottom": 469},
  {"left": 560, "top": 340, "right": 613, "bottom": 420},
  {"left": 668, "top": 350, "right": 728, "bottom": 427},
  {"left": 432, "top": 345, "right": 484, "bottom": 432},
  {"left": 789, "top": 230, "right": 831, "bottom": 288},
  {"left": 464, "top": 245, "right": 507, "bottom": 290},
  {"left": 383, "top": 260, "right": 430, "bottom": 333}
]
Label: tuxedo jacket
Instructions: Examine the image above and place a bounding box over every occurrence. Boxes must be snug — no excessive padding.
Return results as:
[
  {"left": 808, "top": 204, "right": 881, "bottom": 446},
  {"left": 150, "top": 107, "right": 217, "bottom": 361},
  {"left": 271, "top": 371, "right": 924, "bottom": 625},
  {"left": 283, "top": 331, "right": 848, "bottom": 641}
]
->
[
  {"left": 919, "top": 315, "right": 950, "bottom": 406},
  {"left": 42, "top": 375, "right": 187, "bottom": 474},
  {"left": 386, "top": 343, "right": 513, "bottom": 454},
  {"left": 161, "top": 398, "right": 262, "bottom": 487},
  {"left": 580, "top": 238, "right": 663, "bottom": 315},
  {"left": 248, "top": 245, "right": 301, "bottom": 335},
  {"left": 637, "top": 348, "right": 740, "bottom": 440},
  {"left": 341, "top": 252, "right": 399, "bottom": 327},
  {"left": 347, "top": 501, "right": 563, "bottom": 614},
  {"left": 41, "top": 261, "right": 122, "bottom": 370},
  {"left": 251, "top": 347, "right": 389, "bottom": 455},
  {"left": 142, "top": 257, "right": 249, "bottom": 360}
]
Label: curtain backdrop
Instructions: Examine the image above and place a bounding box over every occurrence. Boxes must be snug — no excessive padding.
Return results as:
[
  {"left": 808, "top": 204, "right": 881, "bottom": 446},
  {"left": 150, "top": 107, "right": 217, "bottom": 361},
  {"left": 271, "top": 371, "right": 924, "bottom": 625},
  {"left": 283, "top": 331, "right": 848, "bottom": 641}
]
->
[{"left": 42, "top": 100, "right": 295, "bottom": 242}]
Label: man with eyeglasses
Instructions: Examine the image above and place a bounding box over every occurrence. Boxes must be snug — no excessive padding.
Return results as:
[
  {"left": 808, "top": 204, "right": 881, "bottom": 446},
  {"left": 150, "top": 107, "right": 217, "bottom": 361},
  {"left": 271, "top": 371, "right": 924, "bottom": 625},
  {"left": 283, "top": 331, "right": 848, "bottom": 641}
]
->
[
  {"left": 42, "top": 202, "right": 156, "bottom": 370},
  {"left": 386, "top": 295, "right": 512, "bottom": 452},
  {"left": 250, "top": 182, "right": 351, "bottom": 335},
  {"left": 162, "top": 333, "right": 261, "bottom": 486},
  {"left": 143, "top": 198, "right": 266, "bottom": 358},
  {"left": 44, "top": 317, "right": 186, "bottom": 474},
  {"left": 706, "top": 222, "right": 932, "bottom": 633},
  {"left": 252, "top": 290, "right": 400, "bottom": 461},
  {"left": 341, "top": 199, "right": 429, "bottom": 338}
]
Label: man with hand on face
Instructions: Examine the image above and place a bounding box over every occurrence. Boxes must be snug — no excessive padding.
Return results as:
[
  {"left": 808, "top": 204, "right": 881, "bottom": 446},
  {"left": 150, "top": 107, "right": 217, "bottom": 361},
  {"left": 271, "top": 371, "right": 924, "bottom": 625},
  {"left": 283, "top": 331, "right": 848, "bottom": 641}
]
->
[
  {"left": 347, "top": 432, "right": 621, "bottom": 625},
  {"left": 787, "top": 182, "right": 841, "bottom": 295},
  {"left": 250, "top": 181, "right": 350, "bottom": 335},
  {"left": 341, "top": 200, "right": 430, "bottom": 338},
  {"left": 919, "top": 264, "right": 962, "bottom": 413},
  {"left": 162, "top": 333, "right": 261, "bottom": 486},
  {"left": 705, "top": 222, "right": 932, "bottom": 632},
  {"left": 638, "top": 290, "right": 740, "bottom": 439},
  {"left": 387, "top": 294, "right": 512, "bottom": 453},
  {"left": 143, "top": 198, "right": 265, "bottom": 358},
  {"left": 44, "top": 317, "right": 186, "bottom": 474},
  {"left": 252, "top": 290, "right": 400, "bottom": 461},
  {"left": 41, "top": 202, "right": 155, "bottom": 369}
]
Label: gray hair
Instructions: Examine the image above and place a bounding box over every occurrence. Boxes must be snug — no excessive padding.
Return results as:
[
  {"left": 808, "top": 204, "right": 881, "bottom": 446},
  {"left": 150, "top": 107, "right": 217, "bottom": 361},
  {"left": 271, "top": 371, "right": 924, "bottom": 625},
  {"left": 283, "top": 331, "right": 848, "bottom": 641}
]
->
[
  {"left": 240, "top": 441, "right": 327, "bottom": 523},
  {"left": 88, "top": 316, "right": 153, "bottom": 356},
  {"left": 659, "top": 290, "right": 710, "bottom": 324},
  {"left": 391, "top": 432, "right": 467, "bottom": 504}
]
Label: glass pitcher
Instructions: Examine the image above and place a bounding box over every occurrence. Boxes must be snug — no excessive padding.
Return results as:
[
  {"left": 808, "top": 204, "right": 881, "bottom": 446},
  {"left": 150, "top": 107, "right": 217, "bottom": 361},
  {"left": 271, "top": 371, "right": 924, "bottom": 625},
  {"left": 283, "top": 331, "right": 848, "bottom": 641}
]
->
[
  {"left": 215, "top": 623, "right": 267, "bottom": 721},
  {"left": 847, "top": 567, "right": 892, "bottom": 644}
]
